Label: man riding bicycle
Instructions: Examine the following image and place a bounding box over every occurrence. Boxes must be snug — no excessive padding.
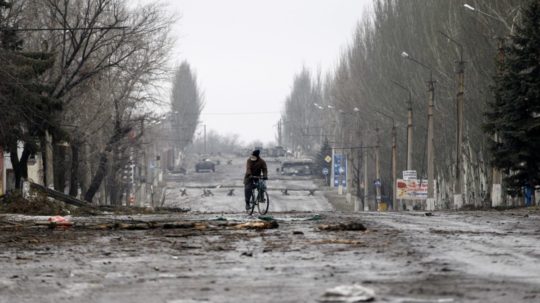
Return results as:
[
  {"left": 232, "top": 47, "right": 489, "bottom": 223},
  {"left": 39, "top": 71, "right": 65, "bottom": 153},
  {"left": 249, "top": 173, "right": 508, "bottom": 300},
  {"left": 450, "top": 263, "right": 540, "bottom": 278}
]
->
[{"left": 244, "top": 149, "right": 268, "bottom": 211}]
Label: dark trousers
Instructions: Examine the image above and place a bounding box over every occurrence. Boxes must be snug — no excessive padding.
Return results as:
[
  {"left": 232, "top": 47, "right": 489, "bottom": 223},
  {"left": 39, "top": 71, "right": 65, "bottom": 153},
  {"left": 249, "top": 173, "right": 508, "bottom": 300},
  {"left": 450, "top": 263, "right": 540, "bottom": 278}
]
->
[{"left": 245, "top": 182, "right": 255, "bottom": 204}]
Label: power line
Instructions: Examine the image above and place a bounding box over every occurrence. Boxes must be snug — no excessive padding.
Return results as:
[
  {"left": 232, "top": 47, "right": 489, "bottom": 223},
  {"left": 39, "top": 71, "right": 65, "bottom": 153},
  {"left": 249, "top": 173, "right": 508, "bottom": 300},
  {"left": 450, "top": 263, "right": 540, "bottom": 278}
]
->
[{"left": 1, "top": 26, "right": 129, "bottom": 32}]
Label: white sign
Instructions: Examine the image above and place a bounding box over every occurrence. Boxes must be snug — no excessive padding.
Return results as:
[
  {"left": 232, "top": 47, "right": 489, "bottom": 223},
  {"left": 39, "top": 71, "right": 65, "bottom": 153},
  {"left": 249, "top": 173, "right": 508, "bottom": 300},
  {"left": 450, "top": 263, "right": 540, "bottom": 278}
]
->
[
  {"left": 396, "top": 179, "right": 436, "bottom": 200},
  {"left": 403, "top": 170, "right": 417, "bottom": 180}
]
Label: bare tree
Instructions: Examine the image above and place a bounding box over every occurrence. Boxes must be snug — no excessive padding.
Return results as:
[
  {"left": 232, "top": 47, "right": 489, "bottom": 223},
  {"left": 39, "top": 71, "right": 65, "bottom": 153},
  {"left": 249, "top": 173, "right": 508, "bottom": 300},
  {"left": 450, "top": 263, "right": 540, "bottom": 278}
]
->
[{"left": 280, "top": 0, "right": 523, "bottom": 208}]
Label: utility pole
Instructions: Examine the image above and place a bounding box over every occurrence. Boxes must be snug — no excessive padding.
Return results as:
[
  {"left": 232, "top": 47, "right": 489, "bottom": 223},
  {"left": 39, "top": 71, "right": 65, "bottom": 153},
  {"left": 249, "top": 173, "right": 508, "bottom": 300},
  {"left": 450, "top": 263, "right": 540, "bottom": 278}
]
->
[
  {"left": 363, "top": 143, "right": 369, "bottom": 211},
  {"left": 375, "top": 110, "right": 398, "bottom": 211},
  {"left": 456, "top": 57, "right": 465, "bottom": 206},
  {"left": 401, "top": 51, "right": 436, "bottom": 208},
  {"left": 406, "top": 94, "right": 413, "bottom": 171},
  {"left": 391, "top": 124, "right": 397, "bottom": 210},
  {"left": 375, "top": 128, "right": 381, "bottom": 209},
  {"left": 491, "top": 38, "right": 505, "bottom": 207},
  {"left": 427, "top": 75, "right": 435, "bottom": 203},
  {"left": 439, "top": 31, "right": 465, "bottom": 209},
  {"left": 391, "top": 80, "right": 413, "bottom": 171}
]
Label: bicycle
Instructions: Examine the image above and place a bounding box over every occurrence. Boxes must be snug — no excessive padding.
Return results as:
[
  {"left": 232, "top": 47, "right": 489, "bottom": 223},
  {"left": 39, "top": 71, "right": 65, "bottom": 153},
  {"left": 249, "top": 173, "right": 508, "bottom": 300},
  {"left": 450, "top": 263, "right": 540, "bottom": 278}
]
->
[{"left": 247, "top": 176, "right": 270, "bottom": 215}]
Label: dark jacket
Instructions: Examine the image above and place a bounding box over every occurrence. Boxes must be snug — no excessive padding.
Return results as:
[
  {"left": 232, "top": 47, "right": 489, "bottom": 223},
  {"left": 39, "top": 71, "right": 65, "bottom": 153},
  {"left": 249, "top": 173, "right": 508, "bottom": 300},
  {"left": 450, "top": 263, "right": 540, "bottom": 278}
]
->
[{"left": 244, "top": 157, "right": 268, "bottom": 184}]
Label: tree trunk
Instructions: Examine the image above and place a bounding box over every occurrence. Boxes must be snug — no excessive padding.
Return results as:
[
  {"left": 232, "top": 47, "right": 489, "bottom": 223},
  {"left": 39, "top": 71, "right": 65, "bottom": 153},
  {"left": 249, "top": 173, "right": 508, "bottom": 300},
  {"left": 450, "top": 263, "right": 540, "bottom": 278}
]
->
[
  {"left": 9, "top": 142, "right": 31, "bottom": 189},
  {"left": 53, "top": 144, "right": 66, "bottom": 192},
  {"left": 79, "top": 142, "right": 92, "bottom": 195},
  {"left": 83, "top": 127, "right": 131, "bottom": 202},
  {"left": 84, "top": 149, "right": 110, "bottom": 202},
  {"left": 69, "top": 143, "right": 79, "bottom": 197},
  {"left": 108, "top": 145, "right": 123, "bottom": 206}
]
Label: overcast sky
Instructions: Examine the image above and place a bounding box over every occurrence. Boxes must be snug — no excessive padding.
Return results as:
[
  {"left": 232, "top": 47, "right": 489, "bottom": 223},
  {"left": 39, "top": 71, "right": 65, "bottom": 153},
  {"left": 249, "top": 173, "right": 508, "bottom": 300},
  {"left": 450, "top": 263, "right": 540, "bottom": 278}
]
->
[{"left": 158, "top": 0, "right": 372, "bottom": 146}]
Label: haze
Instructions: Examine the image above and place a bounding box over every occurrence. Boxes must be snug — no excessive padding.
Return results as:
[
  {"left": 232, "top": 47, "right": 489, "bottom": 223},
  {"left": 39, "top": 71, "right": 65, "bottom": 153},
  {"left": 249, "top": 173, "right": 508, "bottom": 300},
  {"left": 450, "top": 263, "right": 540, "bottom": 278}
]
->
[{"left": 162, "top": 0, "right": 371, "bottom": 145}]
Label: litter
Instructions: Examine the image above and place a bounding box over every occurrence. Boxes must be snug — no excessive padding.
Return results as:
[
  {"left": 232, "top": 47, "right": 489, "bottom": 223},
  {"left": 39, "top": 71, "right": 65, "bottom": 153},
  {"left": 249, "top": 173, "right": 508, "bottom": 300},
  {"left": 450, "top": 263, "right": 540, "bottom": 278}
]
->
[
  {"left": 319, "top": 284, "right": 375, "bottom": 302},
  {"left": 48, "top": 215, "right": 72, "bottom": 227}
]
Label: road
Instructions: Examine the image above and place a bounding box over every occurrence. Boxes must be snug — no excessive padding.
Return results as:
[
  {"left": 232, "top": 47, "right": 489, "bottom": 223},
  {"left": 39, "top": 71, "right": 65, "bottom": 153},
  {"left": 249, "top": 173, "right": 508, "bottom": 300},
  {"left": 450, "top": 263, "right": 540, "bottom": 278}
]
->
[
  {"left": 0, "top": 155, "right": 539, "bottom": 302},
  {"left": 164, "top": 156, "right": 333, "bottom": 213}
]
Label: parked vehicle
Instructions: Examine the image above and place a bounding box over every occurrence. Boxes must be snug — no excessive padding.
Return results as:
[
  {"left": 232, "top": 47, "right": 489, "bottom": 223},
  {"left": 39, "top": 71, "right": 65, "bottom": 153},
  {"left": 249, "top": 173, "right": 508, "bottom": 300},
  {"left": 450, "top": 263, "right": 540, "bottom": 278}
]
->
[
  {"left": 279, "top": 159, "right": 314, "bottom": 176},
  {"left": 195, "top": 159, "right": 215, "bottom": 172}
]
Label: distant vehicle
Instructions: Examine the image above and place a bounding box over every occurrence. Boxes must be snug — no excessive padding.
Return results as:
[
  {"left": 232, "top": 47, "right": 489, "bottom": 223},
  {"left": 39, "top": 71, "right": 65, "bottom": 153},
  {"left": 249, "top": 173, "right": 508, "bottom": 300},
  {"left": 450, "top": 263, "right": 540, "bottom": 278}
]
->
[
  {"left": 280, "top": 159, "right": 314, "bottom": 176},
  {"left": 267, "top": 146, "right": 286, "bottom": 157},
  {"left": 195, "top": 159, "right": 215, "bottom": 172}
]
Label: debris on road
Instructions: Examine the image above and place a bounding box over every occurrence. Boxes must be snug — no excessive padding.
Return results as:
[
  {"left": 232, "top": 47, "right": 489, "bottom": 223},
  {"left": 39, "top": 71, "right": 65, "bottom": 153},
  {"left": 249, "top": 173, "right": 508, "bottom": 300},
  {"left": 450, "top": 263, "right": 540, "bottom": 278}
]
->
[
  {"left": 241, "top": 251, "right": 253, "bottom": 257},
  {"left": 312, "top": 239, "right": 363, "bottom": 245},
  {"left": 257, "top": 214, "right": 324, "bottom": 222},
  {"left": 318, "top": 222, "right": 367, "bottom": 231},
  {"left": 154, "top": 207, "right": 190, "bottom": 213},
  {"left": 234, "top": 220, "right": 279, "bottom": 230},
  {"left": 47, "top": 215, "right": 73, "bottom": 228},
  {"left": 319, "top": 284, "right": 375, "bottom": 302}
]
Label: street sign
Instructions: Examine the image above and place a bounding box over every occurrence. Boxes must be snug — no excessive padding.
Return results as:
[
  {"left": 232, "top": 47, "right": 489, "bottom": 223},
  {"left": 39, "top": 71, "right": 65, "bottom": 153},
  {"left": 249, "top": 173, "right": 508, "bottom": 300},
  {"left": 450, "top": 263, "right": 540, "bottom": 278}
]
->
[
  {"left": 322, "top": 168, "right": 329, "bottom": 175},
  {"left": 403, "top": 170, "right": 417, "bottom": 180},
  {"left": 324, "top": 155, "right": 332, "bottom": 163},
  {"left": 333, "top": 154, "right": 347, "bottom": 188}
]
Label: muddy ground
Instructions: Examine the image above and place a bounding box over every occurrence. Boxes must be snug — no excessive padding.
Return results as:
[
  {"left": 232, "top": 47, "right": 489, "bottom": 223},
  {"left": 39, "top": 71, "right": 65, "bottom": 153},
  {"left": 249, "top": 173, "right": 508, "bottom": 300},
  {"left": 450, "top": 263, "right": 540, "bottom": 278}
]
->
[
  {"left": 1, "top": 156, "right": 539, "bottom": 303},
  {"left": 1, "top": 210, "right": 539, "bottom": 303}
]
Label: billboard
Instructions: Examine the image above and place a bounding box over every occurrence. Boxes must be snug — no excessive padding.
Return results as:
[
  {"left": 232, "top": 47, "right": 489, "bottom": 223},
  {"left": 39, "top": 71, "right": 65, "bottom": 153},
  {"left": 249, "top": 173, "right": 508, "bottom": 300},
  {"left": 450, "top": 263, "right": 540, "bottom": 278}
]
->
[
  {"left": 396, "top": 178, "right": 429, "bottom": 200},
  {"left": 333, "top": 154, "right": 347, "bottom": 188}
]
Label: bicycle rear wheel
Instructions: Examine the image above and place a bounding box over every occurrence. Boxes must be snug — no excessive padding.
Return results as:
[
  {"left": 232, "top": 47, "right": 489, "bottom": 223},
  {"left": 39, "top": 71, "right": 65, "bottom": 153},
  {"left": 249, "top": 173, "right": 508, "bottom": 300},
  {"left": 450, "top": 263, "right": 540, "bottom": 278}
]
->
[
  {"left": 257, "top": 191, "right": 270, "bottom": 215},
  {"left": 248, "top": 189, "right": 256, "bottom": 215}
]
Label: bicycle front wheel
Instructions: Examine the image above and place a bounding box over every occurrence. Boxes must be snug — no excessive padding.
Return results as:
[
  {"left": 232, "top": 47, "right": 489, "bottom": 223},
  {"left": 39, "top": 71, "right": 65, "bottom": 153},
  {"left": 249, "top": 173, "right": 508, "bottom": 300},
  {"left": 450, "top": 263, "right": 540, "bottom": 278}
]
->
[{"left": 257, "top": 191, "right": 270, "bottom": 215}]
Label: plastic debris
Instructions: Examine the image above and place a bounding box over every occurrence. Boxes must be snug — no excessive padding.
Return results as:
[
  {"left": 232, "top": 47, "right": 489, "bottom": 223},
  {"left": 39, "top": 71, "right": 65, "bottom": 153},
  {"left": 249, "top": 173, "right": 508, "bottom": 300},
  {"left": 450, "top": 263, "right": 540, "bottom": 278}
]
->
[
  {"left": 49, "top": 216, "right": 72, "bottom": 225},
  {"left": 48, "top": 215, "right": 72, "bottom": 227},
  {"left": 306, "top": 214, "right": 323, "bottom": 221},
  {"left": 319, "top": 284, "right": 375, "bottom": 302},
  {"left": 258, "top": 215, "right": 275, "bottom": 222}
]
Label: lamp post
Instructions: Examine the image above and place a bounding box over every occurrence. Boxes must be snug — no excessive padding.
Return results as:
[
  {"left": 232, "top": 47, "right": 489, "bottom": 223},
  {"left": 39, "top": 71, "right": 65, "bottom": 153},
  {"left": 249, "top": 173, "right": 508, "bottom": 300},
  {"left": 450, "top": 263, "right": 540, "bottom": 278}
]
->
[
  {"left": 401, "top": 51, "right": 436, "bottom": 208},
  {"left": 391, "top": 80, "right": 413, "bottom": 171},
  {"left": 464, "top": 3, "right": 509, "bottom": 207},
  {"left": 439, "top": 31, "right": 466, "bottom": 208}
]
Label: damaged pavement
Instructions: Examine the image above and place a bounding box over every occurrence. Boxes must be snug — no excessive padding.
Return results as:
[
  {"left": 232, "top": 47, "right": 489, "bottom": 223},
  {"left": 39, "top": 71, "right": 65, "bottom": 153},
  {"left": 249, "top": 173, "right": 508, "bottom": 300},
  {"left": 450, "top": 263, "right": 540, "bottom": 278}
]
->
[{"left": 1, "top": 157, "right": 540, "bottom": 303}]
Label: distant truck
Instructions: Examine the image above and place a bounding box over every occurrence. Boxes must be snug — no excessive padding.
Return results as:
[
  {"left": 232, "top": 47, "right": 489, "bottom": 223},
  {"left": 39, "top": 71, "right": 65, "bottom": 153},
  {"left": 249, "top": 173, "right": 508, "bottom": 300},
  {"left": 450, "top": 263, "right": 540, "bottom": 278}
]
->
[
  {"left": 279, "top": 159, "right": 314, "bottom": 176},
  {"left": 195, "top": 159, "right": 215, "bottom": 172}
]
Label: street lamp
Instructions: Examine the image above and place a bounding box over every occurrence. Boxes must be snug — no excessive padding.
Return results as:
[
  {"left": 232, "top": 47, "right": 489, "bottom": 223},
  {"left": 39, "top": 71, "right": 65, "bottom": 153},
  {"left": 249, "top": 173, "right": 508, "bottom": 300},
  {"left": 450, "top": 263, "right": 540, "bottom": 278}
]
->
[
  {"left": 401, "top": 51, "right": 436, "bottom": 207},
  {"left": 463, "top": 3, "right": 504, "bottom": 23},
  {"left": 439, "top": 31, "right": 466, "bottom": 207},
  {"left": 464, "top": 3, "right": 510, "bottom": 208}
]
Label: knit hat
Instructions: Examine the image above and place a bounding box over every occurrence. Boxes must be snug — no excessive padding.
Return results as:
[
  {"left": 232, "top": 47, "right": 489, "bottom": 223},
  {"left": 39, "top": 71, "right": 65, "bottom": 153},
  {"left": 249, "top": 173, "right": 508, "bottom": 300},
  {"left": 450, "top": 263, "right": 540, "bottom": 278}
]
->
[{"left": 252, "top": 150, "right": 260, "bottom": 157}]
